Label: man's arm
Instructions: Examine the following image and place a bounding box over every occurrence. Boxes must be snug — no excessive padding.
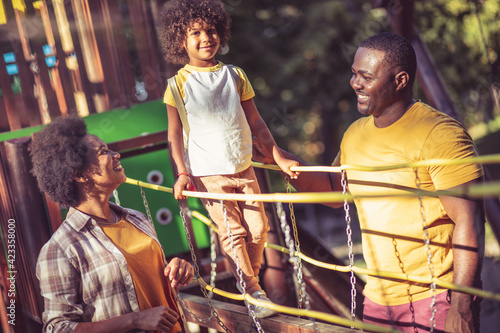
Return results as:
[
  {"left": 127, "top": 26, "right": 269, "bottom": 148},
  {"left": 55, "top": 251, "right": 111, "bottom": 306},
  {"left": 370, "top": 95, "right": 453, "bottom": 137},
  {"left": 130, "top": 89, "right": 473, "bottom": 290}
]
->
[{"left": 440, "top": 179, "right": 484, "bottom": 333}]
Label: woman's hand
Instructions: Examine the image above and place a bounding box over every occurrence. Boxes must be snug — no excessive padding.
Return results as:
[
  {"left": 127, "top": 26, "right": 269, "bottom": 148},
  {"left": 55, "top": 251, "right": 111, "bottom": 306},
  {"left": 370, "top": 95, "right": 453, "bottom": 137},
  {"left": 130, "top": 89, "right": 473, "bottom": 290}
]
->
[
  {"left": 133, "top": 306, "right": 179, "bottom": 332},
  {"left": 74, "top": 305, "right": 180, "bottom": 333},
  {"left": 164, "top": 258, "right": 194, "bottom": 290}
]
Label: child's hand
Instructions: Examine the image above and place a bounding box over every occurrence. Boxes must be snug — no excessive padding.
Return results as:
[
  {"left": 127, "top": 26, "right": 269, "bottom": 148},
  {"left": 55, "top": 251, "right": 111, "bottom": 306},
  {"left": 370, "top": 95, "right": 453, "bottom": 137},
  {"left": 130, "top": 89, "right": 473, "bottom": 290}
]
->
[
  {"left": 173, "top": 174, "right": 191, "bottom": 200},
  {"left": 277, "top": 158, "right": 300, "bottom": 179}
]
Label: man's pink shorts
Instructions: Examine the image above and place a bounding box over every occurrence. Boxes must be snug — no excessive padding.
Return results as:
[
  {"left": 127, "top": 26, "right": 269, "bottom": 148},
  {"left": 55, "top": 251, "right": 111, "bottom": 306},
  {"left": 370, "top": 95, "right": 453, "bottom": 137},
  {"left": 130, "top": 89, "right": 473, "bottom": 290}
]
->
[{"left": 363, "top": 291, "right": 450, "bottom": 333}]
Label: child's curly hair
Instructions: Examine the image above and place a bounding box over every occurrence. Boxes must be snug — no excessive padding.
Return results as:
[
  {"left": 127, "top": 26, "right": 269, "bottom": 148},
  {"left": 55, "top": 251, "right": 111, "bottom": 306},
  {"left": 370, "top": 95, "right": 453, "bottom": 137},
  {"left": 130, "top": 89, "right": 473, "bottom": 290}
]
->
[{"left": 159, "top": 0, "right": 231, "bottom": 65}]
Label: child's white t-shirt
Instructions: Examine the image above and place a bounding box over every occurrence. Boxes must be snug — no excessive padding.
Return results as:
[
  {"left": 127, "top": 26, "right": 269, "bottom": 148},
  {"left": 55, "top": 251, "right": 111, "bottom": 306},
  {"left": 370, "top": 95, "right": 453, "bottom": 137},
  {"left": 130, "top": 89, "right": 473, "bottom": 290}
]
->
[{"left": 164, "top": 62, "right": 255, "bottom": 176}]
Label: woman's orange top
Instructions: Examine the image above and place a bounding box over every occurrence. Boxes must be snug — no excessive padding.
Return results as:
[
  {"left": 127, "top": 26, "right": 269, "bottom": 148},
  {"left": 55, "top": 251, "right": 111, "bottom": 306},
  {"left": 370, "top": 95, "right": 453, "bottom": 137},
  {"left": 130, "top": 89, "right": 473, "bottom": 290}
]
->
[{"left": 100, "top": 216, "right": 182, "bottom": 333}]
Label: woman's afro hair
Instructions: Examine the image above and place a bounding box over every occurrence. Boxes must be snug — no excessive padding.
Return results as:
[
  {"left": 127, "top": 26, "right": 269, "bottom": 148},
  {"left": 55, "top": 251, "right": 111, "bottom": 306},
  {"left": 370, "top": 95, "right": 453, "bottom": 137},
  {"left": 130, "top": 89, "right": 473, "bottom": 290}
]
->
[
  {"left": 159, "top": 0, "right": 231, "bottom": 65},
  {"left": 29, "top": 115, "right": 89, "bottom": 208}
]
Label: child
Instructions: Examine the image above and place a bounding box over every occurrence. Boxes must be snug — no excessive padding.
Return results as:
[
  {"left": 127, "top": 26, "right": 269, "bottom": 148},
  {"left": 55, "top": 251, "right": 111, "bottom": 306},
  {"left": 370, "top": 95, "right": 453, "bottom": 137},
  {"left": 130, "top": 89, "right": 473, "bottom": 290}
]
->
[{"left": 160, "top": 0, "right": 299, "bottom": 319}]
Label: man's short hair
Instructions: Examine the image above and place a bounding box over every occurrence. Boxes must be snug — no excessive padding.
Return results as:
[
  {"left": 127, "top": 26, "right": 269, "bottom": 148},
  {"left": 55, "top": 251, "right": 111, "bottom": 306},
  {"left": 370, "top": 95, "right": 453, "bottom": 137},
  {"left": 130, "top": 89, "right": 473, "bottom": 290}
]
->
[{"left": 360, "top": 32, "right": 417, "bottom": 87}]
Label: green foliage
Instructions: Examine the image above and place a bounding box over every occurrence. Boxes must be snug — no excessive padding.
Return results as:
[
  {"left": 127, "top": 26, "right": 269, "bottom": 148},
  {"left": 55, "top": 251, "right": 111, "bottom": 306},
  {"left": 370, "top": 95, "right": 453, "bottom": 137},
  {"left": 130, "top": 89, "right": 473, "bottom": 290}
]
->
[
  {"left": 218, "top": 0, "right": 499, "bottom": 167},
  {"left": 415, "top": 0, "right": 500, "bottom": 129},
  {"left": 221, "top": 0, "right": 390, "bottom": 165}
]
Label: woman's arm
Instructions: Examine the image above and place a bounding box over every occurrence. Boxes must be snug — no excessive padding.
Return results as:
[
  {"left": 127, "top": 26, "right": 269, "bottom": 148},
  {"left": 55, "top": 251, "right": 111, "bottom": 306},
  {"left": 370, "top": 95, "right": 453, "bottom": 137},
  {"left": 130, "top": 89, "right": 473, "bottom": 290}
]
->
[
  {"left": 167, "top": 104, "right": 191, "bottom": 200},
  {"left": 241, "top": 98, "right": 299, "bottom": 178},
  {"left": 73, "top": 306, "right": 179, "bottom": 333},
  {"left": 38, "top": 241, "right": 186, "bottom": 333}
]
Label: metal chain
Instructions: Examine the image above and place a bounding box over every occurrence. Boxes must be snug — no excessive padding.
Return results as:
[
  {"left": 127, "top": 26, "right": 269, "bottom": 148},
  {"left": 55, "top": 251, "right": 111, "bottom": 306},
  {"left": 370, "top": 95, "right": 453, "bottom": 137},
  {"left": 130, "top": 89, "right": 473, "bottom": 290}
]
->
[
  {"left": 393, "top": 238, "right": 418, "bottom": 332},
  {"left": 246, "top": 322, "right": 259, "bottom": 333},
  {"left": 285, "top": 177, "right": 305, "bottom": 309},
  {"left": 139, "top": 186, "right": 154, "bottom": 226},
  {"left": 414, "top": 169, "right": 437, "bottom": 332},
  {"left": 177, "top": 201, "right": 232, "bottom": 332},
  {"left": 221, "top": 200, "right": 264, "bottom": 333},
  {"left": 138, "top": 189, "right": 193, "bottom": 329},
  {"left": 275, "top": 200, "right": 318, "bottom": 332},
  {"left": 341, "top": 170, "right": 357, "bottom": 325},
  {"left": 208, "top": 226, "right": 218, "bottom": 299}
]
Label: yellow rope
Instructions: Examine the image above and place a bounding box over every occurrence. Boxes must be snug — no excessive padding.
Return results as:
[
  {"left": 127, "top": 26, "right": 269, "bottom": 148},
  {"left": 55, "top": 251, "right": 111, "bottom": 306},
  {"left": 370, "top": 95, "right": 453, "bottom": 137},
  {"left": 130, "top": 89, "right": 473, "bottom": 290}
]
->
[
  {"left": 265, "top": 243, "right": 500, "bottom": 302},
  {"left": 188, "top": 210, "right": 500, "bottom": 302},
  {"left": 195, "top": 277, "right": 400, "bottom": 333},
  {"left": 125, "top": 177, "right": 500, "bottom": 203},
  {"left": 123, "top": 180, "right": 500, "bottom": 300},
  {"left": 191, "top": 210, "right": 218, "bottom": 233},
  {"left": 123, "top": 153, "right": 500, "bottom": 303},
  {"left": 253, "top": 153, "right": 500, "bottom": 173}
]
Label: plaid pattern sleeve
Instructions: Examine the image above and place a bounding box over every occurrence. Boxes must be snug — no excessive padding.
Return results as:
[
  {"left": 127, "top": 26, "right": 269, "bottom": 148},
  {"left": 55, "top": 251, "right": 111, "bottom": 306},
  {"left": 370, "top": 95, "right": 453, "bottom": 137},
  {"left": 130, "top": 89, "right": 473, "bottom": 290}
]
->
[
  {"left": 36, "top": 241, "right": 81, "bottom": 333},
  {"left": 36, "top": 205, "right": 148, "bottom": 333}
]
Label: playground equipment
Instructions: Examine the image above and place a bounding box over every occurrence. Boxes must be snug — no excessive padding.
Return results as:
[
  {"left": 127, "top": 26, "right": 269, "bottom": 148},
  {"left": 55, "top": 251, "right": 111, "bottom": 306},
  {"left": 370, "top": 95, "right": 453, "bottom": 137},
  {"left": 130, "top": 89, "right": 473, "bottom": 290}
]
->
[{"left": 1, "top": 1, "right": 500, "bottom": 332}]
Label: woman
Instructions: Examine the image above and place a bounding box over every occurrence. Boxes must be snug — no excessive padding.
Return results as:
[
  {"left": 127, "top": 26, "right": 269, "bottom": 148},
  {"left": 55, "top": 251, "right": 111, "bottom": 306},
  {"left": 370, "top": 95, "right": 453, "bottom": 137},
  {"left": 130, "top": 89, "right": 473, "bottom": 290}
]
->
[{"left": 30, "top": 115, "right": 193, "bottom": 333}]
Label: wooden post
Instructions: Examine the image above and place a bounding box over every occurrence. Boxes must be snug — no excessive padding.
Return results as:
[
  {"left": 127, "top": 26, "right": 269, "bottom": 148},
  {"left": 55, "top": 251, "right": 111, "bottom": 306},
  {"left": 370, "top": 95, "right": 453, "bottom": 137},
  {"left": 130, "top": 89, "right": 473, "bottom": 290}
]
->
[
  {"left": 39, "top": 0, "right": 68, "bottom": 115},
  {"left": 0, "top": 48, "right": 21, "bottom": 131},
  {"left": 71, "top": 0, "right": 109, "bottom": 112},
  {"left": 52, "top": 0, "right": 90, "bottom": 116},
  {"left": 88, "top": 0, "right": 136, "bottom": 108},
  {"left": 0, "top": 97, "right": 10, "bottom": 133},
  {"left": 14, "top": 8, "right": 52, "bottom": 124},
  {"left": 127, "top": 0, "right": 164, "bottom": 100},
  {"left": 1, "top": 137, "right": 52, "bottom": 331}
]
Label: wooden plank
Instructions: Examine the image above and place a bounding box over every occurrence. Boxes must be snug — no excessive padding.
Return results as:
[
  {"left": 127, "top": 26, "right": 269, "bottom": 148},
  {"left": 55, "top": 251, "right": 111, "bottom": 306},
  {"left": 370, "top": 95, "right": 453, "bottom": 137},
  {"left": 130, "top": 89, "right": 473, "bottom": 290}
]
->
[
  {"left": 107, "top": 130, "right": 167, "bottom": 152},
  {"left": 0, "top": 51, "right": 21, "bottom": 130},
  {"left": 32, "top": 39, "right": 62, "bottom": 121},
  {"left": 14, "top": 7, "right": 54, "bottom": 124},
  {"left": 2, "top": 0, "right": 15, "bottom": 20},
  {"left": 89, "top": 0, "right": 135, "bottom": 108},
  {"left": 117, "top": 142, "right": 167, "bottom": 159},
  {"left": 178, "top": 293, "right": 359, "bottom": 333},
  {"left": 44, "top": 192, "right": 63, "bottom": 232},
  {"left": 126, "top": 0, "right": 164, "bottom": 100},
  {"left": 14, "top": 39, "right": 43, "bottom": 127},
  {"left": 64, "top": 1, "right": 96, "bottom": 115},
  {"left": 65, "top": 0, "right": 98, "bottom": 114},
  {"left": 51, "top": 16, "right": 77, "bottom": 114},
  {"left": 0, "top": 97, "right": 10, "bottom": 133},
  {"left": 411, "top": 32, "right": 461, "bottom": 121}
]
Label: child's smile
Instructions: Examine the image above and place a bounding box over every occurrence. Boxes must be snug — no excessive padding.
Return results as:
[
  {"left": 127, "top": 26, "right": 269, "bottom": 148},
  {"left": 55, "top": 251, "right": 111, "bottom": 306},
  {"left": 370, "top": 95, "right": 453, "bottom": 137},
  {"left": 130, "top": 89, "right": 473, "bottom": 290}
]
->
[{"left": 184, "top": 21, "right": 220, "bottom": 67}]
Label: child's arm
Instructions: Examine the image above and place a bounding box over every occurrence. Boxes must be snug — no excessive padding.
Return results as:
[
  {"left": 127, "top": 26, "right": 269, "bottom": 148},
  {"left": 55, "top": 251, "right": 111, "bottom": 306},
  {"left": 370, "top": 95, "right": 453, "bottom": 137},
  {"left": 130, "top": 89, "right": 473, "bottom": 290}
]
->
[
  {"left": 167, "top": 104, "right": 192, "bottom": 199},
  {"left": 242, "top": 98, "right": 299, "bottom": 179}
]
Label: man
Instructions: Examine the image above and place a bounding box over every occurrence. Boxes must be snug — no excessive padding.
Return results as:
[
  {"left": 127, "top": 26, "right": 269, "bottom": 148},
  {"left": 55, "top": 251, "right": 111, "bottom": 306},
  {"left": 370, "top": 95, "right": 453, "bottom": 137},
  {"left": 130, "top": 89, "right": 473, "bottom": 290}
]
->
[{"left": 279, "top": 32, "right": 484, "bottom": 332}]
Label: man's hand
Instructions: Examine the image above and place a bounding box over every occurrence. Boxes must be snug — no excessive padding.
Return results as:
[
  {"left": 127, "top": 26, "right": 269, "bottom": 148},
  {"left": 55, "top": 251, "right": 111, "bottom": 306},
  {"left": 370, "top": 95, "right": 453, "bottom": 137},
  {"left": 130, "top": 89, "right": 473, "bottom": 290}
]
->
[
  {"left": 164, "top": 257, "right": 194, "bottom": 289},
  {"left": 445, "top": 304, "right": 475, "bottom": 333}
]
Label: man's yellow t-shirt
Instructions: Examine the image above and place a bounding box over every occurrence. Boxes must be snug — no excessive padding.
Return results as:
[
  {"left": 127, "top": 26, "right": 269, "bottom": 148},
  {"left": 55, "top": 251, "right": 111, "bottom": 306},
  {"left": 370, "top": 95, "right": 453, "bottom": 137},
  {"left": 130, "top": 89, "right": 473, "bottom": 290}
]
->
[{"left": 338, "top": 102, "right": 483, "bottom": 306}]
